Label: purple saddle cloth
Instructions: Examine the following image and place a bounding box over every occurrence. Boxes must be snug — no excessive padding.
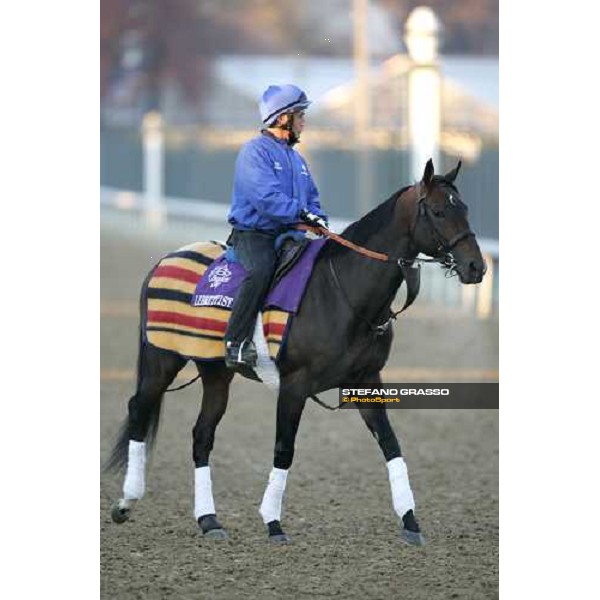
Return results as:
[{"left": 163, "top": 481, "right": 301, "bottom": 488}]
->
[{"left": 191, "top": 238, "right": 326, "bottom": 314}]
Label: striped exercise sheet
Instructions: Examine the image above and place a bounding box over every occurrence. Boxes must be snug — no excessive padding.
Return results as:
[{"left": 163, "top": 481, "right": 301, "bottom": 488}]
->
[{"left": 144, "top": 241, "right": 290, "bottom": 361}]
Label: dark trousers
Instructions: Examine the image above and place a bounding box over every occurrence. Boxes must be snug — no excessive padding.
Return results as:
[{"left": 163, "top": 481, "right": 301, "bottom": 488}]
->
[{"left": 225, "top": 229, "right": 278, "bottom": 343}]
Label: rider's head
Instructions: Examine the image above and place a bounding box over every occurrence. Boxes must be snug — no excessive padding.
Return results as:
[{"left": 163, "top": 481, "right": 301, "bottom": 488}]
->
[{"left": 259, "top": 84, "right": 311, "bottom": 146}]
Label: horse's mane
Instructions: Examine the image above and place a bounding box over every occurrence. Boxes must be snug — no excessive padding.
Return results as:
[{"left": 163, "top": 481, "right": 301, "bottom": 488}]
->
[{"left": 321, "top": 185, "right": 412, "bottom": 257}]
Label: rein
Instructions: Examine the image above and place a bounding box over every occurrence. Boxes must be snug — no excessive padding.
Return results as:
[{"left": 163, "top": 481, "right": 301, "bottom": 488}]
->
[
  {"left": 295, "top": 182, "right": 467, "bottom": 332},
  {"left": 296, "top": 182, "right": 473, "bottom": 273},
  {"left": 297, "top": 223, "right": 411, "bottom": 266}
]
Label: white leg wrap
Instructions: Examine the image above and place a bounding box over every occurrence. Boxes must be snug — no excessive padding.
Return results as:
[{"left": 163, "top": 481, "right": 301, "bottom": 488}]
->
[
  {"left": 259, "top": 468, "right": 288, "bottom": 523},
  {"left": 387, "top": 457, "right": 415, "bottom": 518},
  {"left": 123, "top": 440, "right": 146, "bottom": 500},
  {"left": 194, "top": 466, "right": 216, "bottom": 520}
]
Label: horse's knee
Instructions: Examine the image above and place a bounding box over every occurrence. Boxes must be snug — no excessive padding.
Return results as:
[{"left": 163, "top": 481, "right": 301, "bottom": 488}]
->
[
  {"left": 274, "top": 442, "right": 294, "bottom": 470},
  {"left": 378, "top": 430, "right": 401, "bottom": 461},
  {"left": 361, "top": 411, "right": 401, "bottom": 461}
]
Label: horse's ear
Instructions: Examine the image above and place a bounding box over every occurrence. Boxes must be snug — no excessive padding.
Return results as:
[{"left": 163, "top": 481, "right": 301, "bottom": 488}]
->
[
  {"left": 445, "top": 160, "right": 462, "bottom": 183},
  {"left": 422, "top": 159, "right": 434, "bottom": 187}
]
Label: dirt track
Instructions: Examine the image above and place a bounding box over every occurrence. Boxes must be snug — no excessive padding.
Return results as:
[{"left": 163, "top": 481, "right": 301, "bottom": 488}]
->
[{"left": 100, "top": 211, "right": 498, "bottom": 599}]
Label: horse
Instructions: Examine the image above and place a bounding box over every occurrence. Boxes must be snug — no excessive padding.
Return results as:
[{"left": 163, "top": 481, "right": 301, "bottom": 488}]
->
[{"left": 105, "top": 159, "right": 486, "bottom": 546}]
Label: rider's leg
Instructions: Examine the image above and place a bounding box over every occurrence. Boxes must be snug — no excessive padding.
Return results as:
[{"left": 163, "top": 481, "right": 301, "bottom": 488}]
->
[{"left": 225, "top": 230, "right": 277, "bottom": 366}]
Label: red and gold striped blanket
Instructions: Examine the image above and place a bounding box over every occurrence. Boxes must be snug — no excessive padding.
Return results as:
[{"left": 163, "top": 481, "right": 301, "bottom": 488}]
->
[{"left": 144, "top": 241, "right": 291, "bottom": 361}]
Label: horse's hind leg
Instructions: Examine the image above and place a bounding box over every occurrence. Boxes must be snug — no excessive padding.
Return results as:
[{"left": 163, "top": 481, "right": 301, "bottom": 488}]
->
[
  {"left": 110, "top": 344, "right": 186, "bottom": 523},
  {"left": 357, "top": 371, "right": 425, "bottom": 546},
  {"left": 192, "top": 362, "right": 233, "bottom": 539}
]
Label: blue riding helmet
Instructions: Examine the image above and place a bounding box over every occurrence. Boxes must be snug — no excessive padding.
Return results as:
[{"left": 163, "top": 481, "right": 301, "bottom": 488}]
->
[{"left": 259, "top": 84, "right": 312, "bottom": 126}]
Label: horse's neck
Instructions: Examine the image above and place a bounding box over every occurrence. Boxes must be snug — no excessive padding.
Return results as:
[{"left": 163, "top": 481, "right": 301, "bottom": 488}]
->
[{"left": 332, "top": 194, "right": 416, "bottom": 321}]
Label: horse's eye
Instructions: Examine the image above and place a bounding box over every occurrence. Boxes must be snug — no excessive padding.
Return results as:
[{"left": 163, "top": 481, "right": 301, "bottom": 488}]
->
[{"left": 432, "top": 209, "right": 445, "bottom": 218}]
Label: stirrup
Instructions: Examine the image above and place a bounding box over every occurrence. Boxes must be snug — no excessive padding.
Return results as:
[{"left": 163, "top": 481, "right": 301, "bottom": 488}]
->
[{"left": 225, "top": 340, "right": 258, "bottom": 368}]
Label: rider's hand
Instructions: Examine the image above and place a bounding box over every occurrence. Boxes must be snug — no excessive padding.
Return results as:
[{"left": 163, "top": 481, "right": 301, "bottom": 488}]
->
[{"left": 300, "top": 209, "right": 328, "bottom": 230}]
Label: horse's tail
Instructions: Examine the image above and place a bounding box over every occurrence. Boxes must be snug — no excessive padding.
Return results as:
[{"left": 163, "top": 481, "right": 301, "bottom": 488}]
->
[{"left": 103, "top": 267, "right": 157, "bottom": 473}]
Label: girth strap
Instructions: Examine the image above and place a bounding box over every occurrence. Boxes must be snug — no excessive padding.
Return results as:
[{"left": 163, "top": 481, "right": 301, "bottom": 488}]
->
[
  {"left": 396, "top": 262, "right": 421, "bottom": 317},
  {"left": 328, "top": 256, "right": 420, "bottom": 335}
]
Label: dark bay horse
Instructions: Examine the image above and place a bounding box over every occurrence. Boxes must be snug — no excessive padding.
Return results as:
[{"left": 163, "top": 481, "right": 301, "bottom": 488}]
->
[{"left": 106, "top": 159, "right": 485, "bottom": 546}]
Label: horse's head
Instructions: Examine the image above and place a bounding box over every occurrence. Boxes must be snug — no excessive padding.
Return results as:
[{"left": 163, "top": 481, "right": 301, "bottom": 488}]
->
[{"left": 411, "top": 159, "right": 486, "bottom": 284}]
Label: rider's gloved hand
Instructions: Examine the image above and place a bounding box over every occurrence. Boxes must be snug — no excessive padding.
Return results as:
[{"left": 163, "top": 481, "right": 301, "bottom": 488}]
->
[{"left": 300, "top": 209, "right": 328, "bottom": 230}]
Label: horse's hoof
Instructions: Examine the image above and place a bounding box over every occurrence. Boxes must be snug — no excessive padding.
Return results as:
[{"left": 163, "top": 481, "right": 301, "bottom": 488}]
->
[
  {"left": 204, "top": 528, "right": 229, "bottom": 540},
  {"left": 198, "top": 514, "right": 228, "bottom": 540},
  {"left": 400, "top": 528, "right": 426, "bottom": 546},
  {"left": 267, "top": 520, "right": 291, "bottom": 544},
  {"left": 110, "top": 502, "right": 130, "bottom": 524}
]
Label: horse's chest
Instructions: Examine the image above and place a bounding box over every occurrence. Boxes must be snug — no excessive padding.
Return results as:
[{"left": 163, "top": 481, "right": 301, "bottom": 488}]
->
[{"left": 343, "top": 330, "right": 392, "bottom": 375}]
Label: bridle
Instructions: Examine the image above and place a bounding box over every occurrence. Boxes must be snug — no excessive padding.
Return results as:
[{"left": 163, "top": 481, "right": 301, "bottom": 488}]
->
[
  {"left": 297, "top": 180, "right": 476, "bottom": 334},
  {"left": 413, "top": 181, "right": 475, "bottom": 276}
]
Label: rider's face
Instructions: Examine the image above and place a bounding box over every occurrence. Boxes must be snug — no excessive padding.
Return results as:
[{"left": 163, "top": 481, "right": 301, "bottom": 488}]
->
[{"left": 290, "top": 111, "right": 306, "bottom": 135}]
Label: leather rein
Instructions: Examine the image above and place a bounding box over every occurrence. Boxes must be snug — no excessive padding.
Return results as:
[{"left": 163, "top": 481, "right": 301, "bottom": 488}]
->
[{"left": 296, "top": 182, "right": 475, "bottom": 333}]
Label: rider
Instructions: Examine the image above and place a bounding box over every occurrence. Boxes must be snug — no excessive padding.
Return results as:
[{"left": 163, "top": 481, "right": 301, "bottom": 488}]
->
[{"left": 224, "top": 84, "right": 329, "bottom": 369}]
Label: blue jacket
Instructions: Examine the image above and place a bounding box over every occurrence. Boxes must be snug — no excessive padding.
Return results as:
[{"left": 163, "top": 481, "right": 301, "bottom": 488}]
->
[{"left": 228, "top": 131, "right": 327, "bottom": 232}]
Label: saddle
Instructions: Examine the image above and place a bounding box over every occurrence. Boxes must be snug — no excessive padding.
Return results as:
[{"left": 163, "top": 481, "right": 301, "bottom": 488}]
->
[
  {"left": 272, "top": 232, "right": 310, "bottom": 287},
  {"left": 224, "top": 231, "right": 311, "bottom": 289}
]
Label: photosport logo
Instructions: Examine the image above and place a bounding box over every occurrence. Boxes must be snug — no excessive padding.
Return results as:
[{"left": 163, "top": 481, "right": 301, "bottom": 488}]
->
[
  {"left": 338, "top": 383, "right": 499, "bottom": 409},
  {"left": 208, "top": 264, "right": 233, "bottom": 289}
]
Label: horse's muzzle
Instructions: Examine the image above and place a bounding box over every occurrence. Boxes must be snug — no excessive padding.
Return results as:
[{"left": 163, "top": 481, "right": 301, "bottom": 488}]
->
[{"left": 458, "top": 257, "right": 486, "bottom": 284}]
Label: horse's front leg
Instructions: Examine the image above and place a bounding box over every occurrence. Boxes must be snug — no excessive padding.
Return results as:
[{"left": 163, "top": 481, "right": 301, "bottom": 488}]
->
[
  {"left": 259, "top": 387, "right": 306, "bottom": 544},
  {"left": 358, "top": 373, "right": 425, "bottom": 546}
]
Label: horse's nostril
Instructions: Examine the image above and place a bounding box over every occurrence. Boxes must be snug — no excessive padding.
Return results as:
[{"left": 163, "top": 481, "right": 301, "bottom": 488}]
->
[{"left": 467, "top": 259, "right": 486, "bottom": 273}]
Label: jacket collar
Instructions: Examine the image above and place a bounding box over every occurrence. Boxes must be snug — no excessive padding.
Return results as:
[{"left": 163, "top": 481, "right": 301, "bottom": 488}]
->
[{"left": 261, "top": 129, "right": 290, "bottom": 146}]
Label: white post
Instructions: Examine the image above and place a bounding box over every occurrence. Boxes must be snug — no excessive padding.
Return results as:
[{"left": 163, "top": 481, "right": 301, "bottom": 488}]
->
[
  {"left": 142, "top": 110, "right": 165, "bottom": 228},
  {"left": 405, "top": 7, "right": 442, "bottom": 179},
  {"left": 353, "top": 0, "right": 373, "bottom": 216}
]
